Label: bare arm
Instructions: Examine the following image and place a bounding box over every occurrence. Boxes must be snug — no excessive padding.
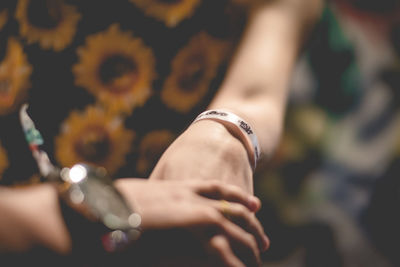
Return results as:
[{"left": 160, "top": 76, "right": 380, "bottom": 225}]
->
[
  {"left": 0, "top": 180, "right": 267, "bottom": 266},
  {"left": 210, "top": 0, "right": 323, "bottom": 157},
  {"left": 0, "top": 184, "right": 71, "bottom": 254},
  {"left": 150, "top": 0, "right": 323, "bottom": 192}
]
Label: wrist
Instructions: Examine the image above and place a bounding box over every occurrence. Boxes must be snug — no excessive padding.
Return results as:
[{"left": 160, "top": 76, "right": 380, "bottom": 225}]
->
[
  {"left": 192, "top": 109, "right": 260, "bottom": 171},
  {"left": 189, "top": 119, "right": 248, "bottom": 155},
  {"left": 150, "top": 118, "right": 254, "bottom": 192},
  {"left": 187, "top": 119, "right": 253, "bottom": 183}
]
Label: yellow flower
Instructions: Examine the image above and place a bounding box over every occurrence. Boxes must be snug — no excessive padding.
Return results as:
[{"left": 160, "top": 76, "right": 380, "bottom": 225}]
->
[
  {"left": 0, "top": 9, "right": 8, "bottom": 31},
  {"left": 161, "top": 32, "right": 228, "bottom": 112},
  {"left": 0, "top": 142, "right": 9, "bottom": 180},
  {"left": 15, "top": 0, "right": 81, "bottom": 51},
  {"left": 130, "top": 0, "right": 200, "bottom": 27},
  {"left": 136, "top": 130, "right": 175, "bottom": 176},
  {"left": 73, "top": 24, "right": 156, "bottom": 115},
  {"left": 0, "top": 38, "right": 32, "bottom": 115},
  {"left": 55, "top": 105, "right": 135, "bottom": 175}
]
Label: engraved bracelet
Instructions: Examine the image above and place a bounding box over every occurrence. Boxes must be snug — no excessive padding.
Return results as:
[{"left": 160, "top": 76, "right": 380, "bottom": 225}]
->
[{"left": 193, "top": 109, "right": 260, "bottom": 170}]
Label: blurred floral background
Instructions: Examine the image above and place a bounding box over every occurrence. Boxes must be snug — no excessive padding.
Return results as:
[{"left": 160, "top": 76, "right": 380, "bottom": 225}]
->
[
  {"left": 255, "top": 0, "right": 400, "bottom": 266},
  {"left": 0, "top": 0, "right": 398, "bottom": 265}
]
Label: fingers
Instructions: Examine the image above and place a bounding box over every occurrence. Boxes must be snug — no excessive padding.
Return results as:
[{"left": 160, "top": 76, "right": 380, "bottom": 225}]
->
[
  {"left": 190, "top": 180, "right": 261, "bottom": 212},
  {"left": 216, "top": 216, "right": 261, "bottom": 267},
  {"left": 207, "top": 235, "right": 246, "bottom": 267},
  {"left": 192, "top": 181, "right": 270, "bottom": 251},
  {"left": 216, "top": 200, "right": 270, "bottom": 251},
  {"left": 198, "top": 209, "right": 261, "bottom": 266}
]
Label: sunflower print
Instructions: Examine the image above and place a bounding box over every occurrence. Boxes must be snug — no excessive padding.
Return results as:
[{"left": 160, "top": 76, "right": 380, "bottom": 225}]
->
[
  {"left": 73, "top": 24, "right": 156, "bottom": 115},
  {"left": 15, "top": 0, "right": 81, "bottom": 51},
  {"left": 0, "top": 38, "right": 32, "bottom": 116},
  {"left": 55, "top": 105, "right": 135, "bottom": 175},
  {"left": 161, "top": 32, "right": 228, "bottom": 112},
  {"left": 130, "top": 0, "right": 200, "bottom": 27},
  {"left": 0, "top": 9, "right": 8, "bottom": 31},
  {"left": 136, "top": 130, "right": 175, "bottom": 176},
  {"left": 0, "top": 142, "right": 9, "bottom": 181}
]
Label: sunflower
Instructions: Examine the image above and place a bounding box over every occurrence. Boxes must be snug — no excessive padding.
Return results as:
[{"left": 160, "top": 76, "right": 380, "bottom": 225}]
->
[
  {"left": 161, "top": 32, "right": 228, "bottom": 112},
  {"left": 15, "top": 0, "right": 81, "bottom": 51},
  {"left": 73, "top": 24, "right": 156, "bottom": 115},
  {"left": 0, "top": 9, "right": 8, "bottom": 31},
  {"left": 136, "top": 130, "right": 175, "bottom": 176},
  {"left": 130, "top": 0, "right": 200, "bottom": 27},
  {"left": 0, "top": 38, "right": 32, "bottom": 115},
  {"left": 55, "top": 105, "right": 135, "bottom": 175},
  {"left": 0, "top": 142, "right": 9, "bottom": 180}
]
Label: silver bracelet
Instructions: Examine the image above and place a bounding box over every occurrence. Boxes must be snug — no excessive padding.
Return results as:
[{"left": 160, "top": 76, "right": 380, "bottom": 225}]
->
[{"left": 193, "top": 109, "right": 260, "bottom": 170}]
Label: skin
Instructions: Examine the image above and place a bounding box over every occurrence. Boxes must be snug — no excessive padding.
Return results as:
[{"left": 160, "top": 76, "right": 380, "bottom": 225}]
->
[
  {"left": 0, "top": 179, "right": 267, "bottom": 267},
  {"left": 115, "top": 179, "right": 269, "bottom": 266},
  {"left": 150, "top": 0, "right": 324, "bottom": 193},
  {"left": 0, "top": 0, "right": 322, "bottom": 266},
  {"left": 148, "top": 0, "right": 323, "bottom": 265}
]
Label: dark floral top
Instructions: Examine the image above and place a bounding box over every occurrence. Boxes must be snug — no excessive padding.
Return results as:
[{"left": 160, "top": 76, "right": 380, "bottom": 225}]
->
[{"left": 0, "top": 0, "right": 252, "bottom": 185}]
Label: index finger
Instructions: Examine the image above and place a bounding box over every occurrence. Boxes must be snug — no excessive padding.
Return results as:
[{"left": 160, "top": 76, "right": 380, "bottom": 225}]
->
[{"left": 191, "top": 180, "right": 261, "bottom": 212}]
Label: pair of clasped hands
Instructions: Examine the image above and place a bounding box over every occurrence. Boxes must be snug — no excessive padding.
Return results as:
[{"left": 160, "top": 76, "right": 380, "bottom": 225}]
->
[{"left": 114, "top": 121, "right": 270, "bottom": 267}]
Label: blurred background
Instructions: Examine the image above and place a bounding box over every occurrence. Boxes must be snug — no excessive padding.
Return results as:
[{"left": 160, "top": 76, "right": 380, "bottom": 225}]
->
[
  {"left": 0, "top": 0, "right": 398, "bottom": 265},
  {"left": 255, "top": 0, "right": 400, "bottom": 266}
]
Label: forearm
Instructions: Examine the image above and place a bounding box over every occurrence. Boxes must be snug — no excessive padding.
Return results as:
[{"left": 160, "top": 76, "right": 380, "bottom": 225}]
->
[
  {"left": 209, "top": 0, "right": 322, "bottom": 158},
  {"left": 0, "top": 185, "right": 71, "bottom": 254},
  {"left": 149, "top": 0, "right": 322, "bottom": 193}
]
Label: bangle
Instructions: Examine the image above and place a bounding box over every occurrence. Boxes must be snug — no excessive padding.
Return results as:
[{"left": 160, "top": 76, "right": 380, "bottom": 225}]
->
[{"left": 193, "top": 109, "right": 260, "bottom": 170}]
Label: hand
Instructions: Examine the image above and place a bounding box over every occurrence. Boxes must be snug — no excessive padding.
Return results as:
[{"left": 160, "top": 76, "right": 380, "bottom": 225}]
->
[
  {"left": 149, "top": 120, "right": 254, "bottom": 193},
  {"left": 114, "top": 178, "right": 269, "bottom": 267}
]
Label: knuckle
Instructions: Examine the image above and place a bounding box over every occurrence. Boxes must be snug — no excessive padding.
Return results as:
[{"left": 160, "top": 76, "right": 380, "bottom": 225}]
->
[
  {"left": 189, "top": 179, "right": 203, "bottom": 188},
  {"left": 248, "top": 213, "right": 258, "bottom": 225},
  {"left": 210, "top": 235, "right": 228, "bottom": 251},
  {"left": 204, "top": 208, "right": 222, "bottom": 224},
  {"left": 208, "top": 180, "right": 223, "bottom": 191},
  {"left": 227, "top": 183, "right": 242, "bottom": 194},
  {"left": 236, "top": 204, "right": 248, "bottom": 218}
]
